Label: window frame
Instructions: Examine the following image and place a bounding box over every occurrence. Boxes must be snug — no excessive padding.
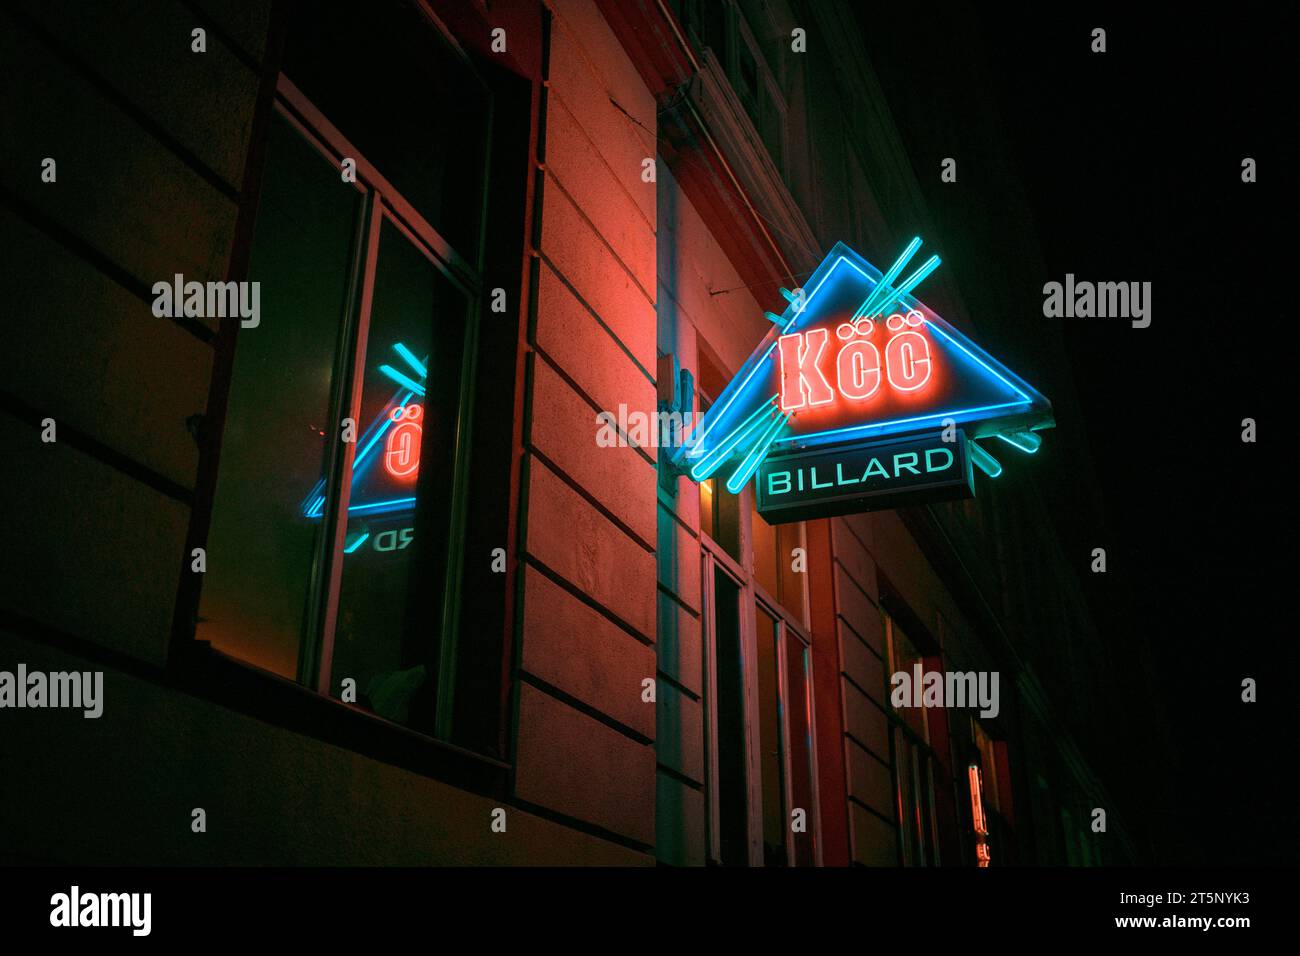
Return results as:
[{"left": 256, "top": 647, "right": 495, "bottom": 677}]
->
[
  {"left": 173, "top": 1, "right": 514, "bottom": 784},
  {"left": 269, "top": 73, "right": 486, "bottom": 738},
  {"left": 701, "top": 474, "right": 821, "bottom": 867},
  {"left": 883, "top": 610, "right": 946, "bottom": 866}
]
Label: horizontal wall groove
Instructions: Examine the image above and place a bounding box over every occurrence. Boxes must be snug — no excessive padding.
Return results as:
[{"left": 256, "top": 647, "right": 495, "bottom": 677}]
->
[
  {"left": 0, "top": 187, "right": 216, "bottom": 346},
  {"left": 656, "top": 763, "right": 704, "bottom": 791},
  {"left": 656, "top": 585, "right": 700, "bottom": 620},
  {"left": 841, "top": 669, "right": 884, "bottom": 706},
  {"left": 848, "top": 793, "right": 897, "bottom": 830},
  {"left": 7, "top": 5, "right": 243, "bottom": 204},
  {"left": 658, "top": 496, "right": 701, "bottom": 540},
  {"left": 843, "top": 729, "right": 889, "bottom": 769},
  {"left": 836, "top": 515, "right": 873, "bottom": 562},
  {"left": 835, "top": 611, "right": 872, "bottom": 649},
  {"left": 176, "top": 0, "right": 262, "bottom": 73},
  {"left": 517, "top": 672, "right": 654, "bottom": 747},
  {"left": 542, "top": 171, "right": 655, "bottom": 307},
  {"left": 528, "top": 448, "right": 656, "bottom": 553},
  {"left": 524, "top": 555, "right": 654, "bottom": 647},
  {"left": 535, "top": 255, "right": 656, "bottom": 387},
  {"left": 544, "top": 92, "right": 657, "bottom": 235},
  {"left": 654, "top": 670, "right": 700, "bottom": 703},
  {"left": 507, "top": 796, "right": 655, "bottom": 857},
  {"left": 532, "top": 349, "right": 656, "bottom": 467},
  {"left": 0, "top": 396, "right": 194, "bottom": 506},
  {"left": 834, "top": 556, "right": 878, "bottom": 606}
]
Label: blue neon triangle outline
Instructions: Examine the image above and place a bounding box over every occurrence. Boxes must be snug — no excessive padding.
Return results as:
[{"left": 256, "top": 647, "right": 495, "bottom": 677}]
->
[{"left": 679, "top": 241, "right": 1053, "bottom": 468}]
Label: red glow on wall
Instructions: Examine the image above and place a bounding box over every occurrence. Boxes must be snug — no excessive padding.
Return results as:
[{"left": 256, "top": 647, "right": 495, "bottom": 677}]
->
[{"left": 384, "top": 404, "right": 423, "bottom": 480}]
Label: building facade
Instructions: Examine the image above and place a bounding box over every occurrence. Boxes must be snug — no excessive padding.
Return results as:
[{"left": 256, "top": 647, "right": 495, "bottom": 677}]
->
[{"left": 2, "top": 0, "right": 1139, "bottom": 865}]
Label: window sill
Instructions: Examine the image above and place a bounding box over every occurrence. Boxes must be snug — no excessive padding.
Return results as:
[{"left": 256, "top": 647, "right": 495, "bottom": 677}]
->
[{"left": 170, "top": 640, "right": 510, "bottom": 800}]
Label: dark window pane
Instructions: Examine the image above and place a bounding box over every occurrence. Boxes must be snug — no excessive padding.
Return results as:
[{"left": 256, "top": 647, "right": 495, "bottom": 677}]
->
[
  {"left": 327, "top": 218, "right": 467, "bottom": 731},
  {"left": 738, "top": 38, "right": 759, "bottom": 107},
  {"left": 197, "top": 114, "right": 360, "bottom": 678},
  {"left": 785, "top": 638, "right": 816, "bottom": 866},
  {"left": 777, "top": 522, "right": 805, "bottom": 620},
  {"left": 282, "top": 1, "right": 489, "bottom": 257},
  {"left": 756, "top": 607, "right": 786, "bottom": 864},
  {"left": 713, "top": 479, "right": 742, "bottom": 561},
  {"left": 713, "top": 568, "right": 748, "bottom": 865},
  {"left": 751, "top": 501, "right": 777, "bottom": 597},
  {"left": 699, "top": 477, "right": 715, "bottom": 540},
  {"left": 888, "top": 617, "right": 928, "bottom": 743},
  {"left": 894, "top": 727, "right": 917, "bottom": 865},
  {"left": 753, "top": 502, "right": 805, "bottom": 621}
]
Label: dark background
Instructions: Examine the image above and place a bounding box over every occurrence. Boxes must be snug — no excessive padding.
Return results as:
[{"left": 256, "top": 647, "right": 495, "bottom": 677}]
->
[{"left": 859, "top": 4, "right": 1291, "bottom": 863}]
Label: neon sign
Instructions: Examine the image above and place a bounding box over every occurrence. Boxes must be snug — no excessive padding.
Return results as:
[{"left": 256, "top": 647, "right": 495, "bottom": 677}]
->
[
  {"left": 757, "top": 430, "right": 974, "bottom": 521},
  {"left": 777, "top": 308, "right": 934, "bottom": 410},
  {"left": 675, "top": 239, "right": 1054, "bottom": 518}
]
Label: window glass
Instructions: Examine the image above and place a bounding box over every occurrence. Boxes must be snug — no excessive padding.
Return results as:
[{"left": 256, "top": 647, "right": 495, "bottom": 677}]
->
[
  {"left": 886, "top": 615, "right": 928, "bottom": 743},
  {"left": 760, "top": 82, "right": 784, "bottom": 175},
  {"left": 756, "top": 607, "right": 786, "bottom": 865},
  {"left": 699, "top": 477, "right": 715, "bottom": 541},
  {"left": 737, "top": 37, "right": 760, "bottom": 108},
  {"left": 972, "top": 720, "right": 1001, "bottom": 813},
  {"left": 776, "top": 522, "right": 805, "bottom": 620},
  {"left": 894, "top": 726, "right": 917, "bottom": 864},
  {"left": 701, "top": 472, "right": 742, "bottom": 561},
  {"left": 894, "top": 727, "right": 939, "bottom": 866},
  {"left": 713, "top": 568, "right": 748, "bottom": 865},
  {"left": 327, "top": 217, "right": 468, "bottom": 730},
  {"left": 197, "top": 114, "right": 361, "bottom": 679},
  {"left": 751, "top": 502, "right": 805, "bottom": 621},
  {"left": 281, "top": 1, "right": 489, "bottom": 257},
  {"left": 752, "top": 505, "right": 778, "bottom": 598},
  {"left": 785, "top": 637, "right": 816, "bottom": 866}
]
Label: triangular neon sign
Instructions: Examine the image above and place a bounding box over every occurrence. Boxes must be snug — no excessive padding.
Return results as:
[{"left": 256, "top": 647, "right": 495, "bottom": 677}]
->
[{"left": 675, "top": 239, "right": 1053, "bottom": 494}]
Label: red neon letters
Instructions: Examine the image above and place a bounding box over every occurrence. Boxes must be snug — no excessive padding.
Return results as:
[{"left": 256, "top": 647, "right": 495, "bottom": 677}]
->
[
  {"left": 779, "top": 311, "right": 932, "bottom": 410},
  {"left": 384, "top": 404, "right": 423, "bottom": 479}
]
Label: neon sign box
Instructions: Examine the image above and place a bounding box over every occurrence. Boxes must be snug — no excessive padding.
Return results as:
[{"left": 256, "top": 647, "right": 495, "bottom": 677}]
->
[{"left": 675, "top": 239, "right": 1053, "bottom": 520}]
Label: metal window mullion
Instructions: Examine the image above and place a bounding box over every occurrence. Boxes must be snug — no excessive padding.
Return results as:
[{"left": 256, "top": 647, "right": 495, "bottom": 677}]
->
[
  {"left": 775, "top": 619, "right": 795, "bottom": 867},
  {"left": 312, "top": 194, "right": 384, "bottom": 694},
  {"left": 703, "top": 550, "right": 722, "bottom": 864},
  {"left": 740, "top": 577, "right": 762, "bottom": 866}
]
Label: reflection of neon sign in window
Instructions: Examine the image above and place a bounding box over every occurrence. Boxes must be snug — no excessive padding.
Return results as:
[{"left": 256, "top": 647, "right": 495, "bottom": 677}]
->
[
  {"left": 384, "top": 404, "right": 423, "bottom": 480},
  {"left": 300, "top": 341, "right": 428, "bottom": 520}
]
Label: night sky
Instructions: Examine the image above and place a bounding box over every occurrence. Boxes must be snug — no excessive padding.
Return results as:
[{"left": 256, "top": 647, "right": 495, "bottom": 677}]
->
[{"left": 858, "top": 4, "right": 1291, "bottom": 863}]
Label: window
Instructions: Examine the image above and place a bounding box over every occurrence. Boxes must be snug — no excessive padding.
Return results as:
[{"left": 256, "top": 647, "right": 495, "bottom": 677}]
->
[
  {"left": 671, "top": 0, "right": 788, "bottom": 178},
  {"left": 699, "top": 387, "right": 817, "bottom": 866},
  {"left": 673, "top": 0, "right": 729, "bottom": 64},
  {"left": 972, "top": 719, "right": 1010, "bottom": 866},
  {"left": 194, "top": 2, "right": 515, "bottom": 752},
  {"left": 751, "top": 500, "right": 806, "bottom": 624},
  {"left": 884, "top": 611, "right": 943, "bottom": 865}
]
